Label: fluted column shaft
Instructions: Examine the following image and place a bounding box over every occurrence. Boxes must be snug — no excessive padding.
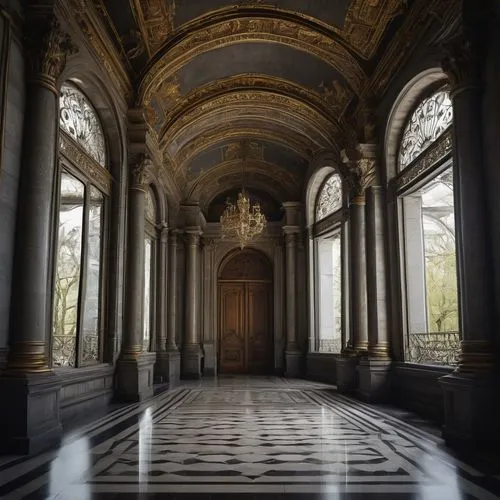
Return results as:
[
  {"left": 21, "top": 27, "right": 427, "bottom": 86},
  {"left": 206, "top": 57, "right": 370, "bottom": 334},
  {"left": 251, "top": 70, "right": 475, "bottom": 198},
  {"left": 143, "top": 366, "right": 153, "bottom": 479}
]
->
[
  {"left": 167, "top": 230, "right": 179, "bottom": 351},
  {"left": 122, "top": 158, "right": 153, "bottom": 359}
]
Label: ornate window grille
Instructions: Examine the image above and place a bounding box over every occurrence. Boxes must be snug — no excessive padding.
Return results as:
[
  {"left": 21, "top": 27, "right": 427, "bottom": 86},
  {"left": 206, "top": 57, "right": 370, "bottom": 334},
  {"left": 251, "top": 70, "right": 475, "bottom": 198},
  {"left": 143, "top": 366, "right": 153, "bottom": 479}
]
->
[
  {"left": 315, "top": 173, "right": 343, "bottom": 222},
  {"left": 398, "top": 90, "right": 453, "bottom": 171},
  {"left": 59, "top": 83, "right": 106, "bottom": 167},
  {"left": 52, "top": 82, "right": 107, "bottom": 368}
]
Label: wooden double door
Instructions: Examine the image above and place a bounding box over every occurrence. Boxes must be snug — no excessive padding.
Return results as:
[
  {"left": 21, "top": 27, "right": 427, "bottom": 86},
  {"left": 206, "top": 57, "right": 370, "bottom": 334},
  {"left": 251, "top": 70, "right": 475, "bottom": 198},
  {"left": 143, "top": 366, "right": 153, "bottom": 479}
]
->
[{"left": 219, "top": 280, "right": 273, "bottom": 374}]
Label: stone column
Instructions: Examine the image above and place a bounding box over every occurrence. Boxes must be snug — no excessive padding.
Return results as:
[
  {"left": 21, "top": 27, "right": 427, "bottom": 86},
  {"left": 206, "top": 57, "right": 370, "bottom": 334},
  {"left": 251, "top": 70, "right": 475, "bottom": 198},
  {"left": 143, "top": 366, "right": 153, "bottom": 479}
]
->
[
  {"left": 359, "top": 179, "right": 392, "bottom": 402},
  {"left": 0, "top": 11, "right": 74, "bottom": 454},
  {"left": 182, "top": 228, "right": 202, "bottom": 378},
  {"left": 439, "top": 32, "right": 498, "bottom": 445},
  {"left": 116, "top": 156, "right": 156, "bottom": 402},
  {"left": 157, "top": 229, "right": 180, "bottom": 384},
  {"left": 154, "top": 223, "right": 178, "bottom": 384},
  {"left": 336, "top": 146, "right": 376, "bottom": 393},
  {"left": 283, "top": 202, "right": 303, "bottom": 377}
]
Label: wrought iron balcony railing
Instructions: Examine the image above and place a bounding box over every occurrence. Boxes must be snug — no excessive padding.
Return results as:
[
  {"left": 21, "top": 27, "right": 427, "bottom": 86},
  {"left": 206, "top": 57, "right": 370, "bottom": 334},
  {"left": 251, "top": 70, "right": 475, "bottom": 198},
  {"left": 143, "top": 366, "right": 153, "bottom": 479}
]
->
[{"left": 406, "top": 331, "right": 460, "bottom": 367}]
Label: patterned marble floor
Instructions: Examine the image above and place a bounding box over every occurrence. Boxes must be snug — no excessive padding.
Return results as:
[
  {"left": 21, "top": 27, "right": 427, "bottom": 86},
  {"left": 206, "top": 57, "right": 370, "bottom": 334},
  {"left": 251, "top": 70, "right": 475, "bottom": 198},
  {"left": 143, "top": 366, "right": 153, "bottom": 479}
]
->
[{"left": 1, "top": 376, "right": 499, "bottom": 499}]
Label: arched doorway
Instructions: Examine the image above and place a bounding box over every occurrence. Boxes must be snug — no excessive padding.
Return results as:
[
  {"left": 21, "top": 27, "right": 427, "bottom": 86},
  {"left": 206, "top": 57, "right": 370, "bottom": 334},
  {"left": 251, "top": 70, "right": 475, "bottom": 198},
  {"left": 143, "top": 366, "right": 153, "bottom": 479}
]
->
[{"left": 218, "top": 249, "right": 273, "bottom": 374}]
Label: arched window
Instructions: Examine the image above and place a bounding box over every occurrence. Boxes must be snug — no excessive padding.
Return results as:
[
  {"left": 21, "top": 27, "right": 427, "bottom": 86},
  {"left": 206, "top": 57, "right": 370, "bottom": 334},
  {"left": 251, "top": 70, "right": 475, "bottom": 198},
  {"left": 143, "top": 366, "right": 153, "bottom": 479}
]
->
[
  {"left": 144, "top": 188, "right": 158, "bottom": 352},
  {"left": 52, "top": 83, "right": 110, "bottom": 367},
  {"left": 393, "top": 87, "right": 459, "bottom": 366},
  {"left": 311, "top": 171, "right": 346, "bottom": 353}
]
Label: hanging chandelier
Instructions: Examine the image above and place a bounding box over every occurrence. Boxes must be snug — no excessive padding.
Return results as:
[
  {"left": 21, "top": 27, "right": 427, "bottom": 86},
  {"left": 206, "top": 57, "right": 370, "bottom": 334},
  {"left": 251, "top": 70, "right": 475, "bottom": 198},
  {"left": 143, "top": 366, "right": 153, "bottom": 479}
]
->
[{"left": 220, "top": 190, "right": 267, "bottom": 249}]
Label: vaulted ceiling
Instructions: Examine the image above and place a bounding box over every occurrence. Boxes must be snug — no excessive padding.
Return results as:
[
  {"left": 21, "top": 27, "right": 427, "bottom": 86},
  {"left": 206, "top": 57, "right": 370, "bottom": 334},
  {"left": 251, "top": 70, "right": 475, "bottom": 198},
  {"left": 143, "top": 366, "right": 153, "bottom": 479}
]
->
[{"left": 84, "top": 0, "right": 442, "bottom": 210}]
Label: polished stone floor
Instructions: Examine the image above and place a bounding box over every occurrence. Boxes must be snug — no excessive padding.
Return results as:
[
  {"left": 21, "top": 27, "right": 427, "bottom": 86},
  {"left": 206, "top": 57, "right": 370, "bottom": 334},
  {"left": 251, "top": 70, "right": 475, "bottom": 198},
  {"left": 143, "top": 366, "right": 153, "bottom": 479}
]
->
[{"left": 1, "top": 376, "right": 499, "bottom": 499}]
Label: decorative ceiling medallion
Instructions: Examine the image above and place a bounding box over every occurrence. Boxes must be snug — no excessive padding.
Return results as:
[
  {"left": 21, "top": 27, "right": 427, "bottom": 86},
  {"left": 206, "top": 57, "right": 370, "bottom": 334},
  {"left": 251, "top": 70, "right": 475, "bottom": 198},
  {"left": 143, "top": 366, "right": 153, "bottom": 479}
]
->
[{"left": 139, "top": 16, "right": 366, "bottom": 104}]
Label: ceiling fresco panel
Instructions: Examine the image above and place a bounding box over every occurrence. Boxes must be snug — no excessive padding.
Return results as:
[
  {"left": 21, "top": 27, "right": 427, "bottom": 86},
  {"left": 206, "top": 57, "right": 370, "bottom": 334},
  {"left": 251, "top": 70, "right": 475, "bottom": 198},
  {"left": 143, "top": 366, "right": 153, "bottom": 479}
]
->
[{"left": 176, "top": 43, "right": 348, "bottom": 97}]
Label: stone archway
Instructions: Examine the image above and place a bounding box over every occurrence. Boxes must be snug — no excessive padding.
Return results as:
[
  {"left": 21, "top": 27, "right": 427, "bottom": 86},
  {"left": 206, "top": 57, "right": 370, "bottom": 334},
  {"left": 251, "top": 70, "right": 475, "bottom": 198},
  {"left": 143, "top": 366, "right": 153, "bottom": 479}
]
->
[{"left": 218, "top": 249, "right": 274, "bottom": 374}]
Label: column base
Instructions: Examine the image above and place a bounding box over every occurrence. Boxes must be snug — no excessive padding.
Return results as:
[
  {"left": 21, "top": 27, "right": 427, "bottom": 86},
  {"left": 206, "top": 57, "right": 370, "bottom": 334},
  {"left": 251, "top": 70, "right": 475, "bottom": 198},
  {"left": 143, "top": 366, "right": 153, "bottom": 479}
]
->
[
  {"left": 182, "top": 345, "right": 202, "bottom": 379},
  {"left": 155, "top": 350, "right": 181, "bottom": 385},
  {"left": 439, "top": 372, "right": 500, "bottom": 448},
  {"left": 116, "top": 353, "right": 155, "bottom": 402},
  {"left": 358, "top": 358, "right": 392, "bottom": 402},
  {"left": 284, "top": 350, "right": 303, "bottom": 378},
  {"left": 0, "top": 372, "right": 62, "bottom": 455},
  {"left": 336, "top": 355, "right": 360, "bottom": 393}
]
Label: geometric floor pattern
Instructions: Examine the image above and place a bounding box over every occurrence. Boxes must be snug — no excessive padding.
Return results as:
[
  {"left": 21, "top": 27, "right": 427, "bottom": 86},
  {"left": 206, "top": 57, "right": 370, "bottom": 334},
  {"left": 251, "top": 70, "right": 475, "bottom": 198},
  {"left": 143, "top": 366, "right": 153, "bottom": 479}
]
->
[{"left": 1, "top": 376, "right": 500, "bottom": 499}]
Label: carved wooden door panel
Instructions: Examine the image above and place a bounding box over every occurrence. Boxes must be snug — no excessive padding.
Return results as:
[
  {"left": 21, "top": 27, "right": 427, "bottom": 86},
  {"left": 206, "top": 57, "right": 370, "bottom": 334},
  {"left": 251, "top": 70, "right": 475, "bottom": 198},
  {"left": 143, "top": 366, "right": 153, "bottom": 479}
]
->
[
  {"left": 246, "top": 282, "right": 273, "bottom": 373},
  {"left": 219, "top": 283, "right": 245, "bottom": 373}
]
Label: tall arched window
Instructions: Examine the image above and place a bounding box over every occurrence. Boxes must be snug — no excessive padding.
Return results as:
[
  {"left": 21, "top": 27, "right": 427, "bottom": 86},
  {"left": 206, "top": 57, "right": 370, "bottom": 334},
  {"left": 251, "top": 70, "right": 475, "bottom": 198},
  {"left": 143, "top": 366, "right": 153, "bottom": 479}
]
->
[
  {"left": 144, "top": 188, "right": 158, "bottom": 352},
  {"left": 393, "top": 87, "right": 459, "bottom": 366},
  {"left": 52, "top": 82, "right": 110, "bottom": 367},
  {"left": 312, "top": 172, "right": 345, "bottom": 353}
]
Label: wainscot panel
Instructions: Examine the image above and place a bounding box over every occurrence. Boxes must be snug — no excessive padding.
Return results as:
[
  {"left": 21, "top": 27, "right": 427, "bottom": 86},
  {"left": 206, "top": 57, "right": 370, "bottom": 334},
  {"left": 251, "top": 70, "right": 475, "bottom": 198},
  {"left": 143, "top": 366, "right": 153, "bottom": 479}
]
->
[
  {"left": 306, "top": 353, "right": 339, "bottom": 385},
  {"left": 390, "top": 363, "right": 453, "bottom": 424},
  {"left": 57, "top": 364, "right": 114, "bottom": 423}
]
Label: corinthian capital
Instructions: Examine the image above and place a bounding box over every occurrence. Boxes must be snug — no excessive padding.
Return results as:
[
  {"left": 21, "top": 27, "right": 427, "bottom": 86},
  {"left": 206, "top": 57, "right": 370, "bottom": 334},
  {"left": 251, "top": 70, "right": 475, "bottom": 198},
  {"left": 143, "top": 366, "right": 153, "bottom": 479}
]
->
[
  {"left": 441, "top": 37, "right": 481, "bottom": 94},
  {"left": 25, "top": 17, "right": 76, "bottom": 91},
  {"left": 342, "top": 147, "right": 377, "bottom": 203},
  {"left": 131, "top": 156, "right": 154, "bottom": 191}
]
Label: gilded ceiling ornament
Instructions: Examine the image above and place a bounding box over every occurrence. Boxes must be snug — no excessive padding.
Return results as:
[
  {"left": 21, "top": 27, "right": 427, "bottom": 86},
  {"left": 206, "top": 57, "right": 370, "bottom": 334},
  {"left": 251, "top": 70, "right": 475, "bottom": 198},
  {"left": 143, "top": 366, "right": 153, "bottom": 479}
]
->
[
  {"left": 162, "top": 91, "right": 338, "bottom": 151},
  {"left": 154, "top": 75, "right": 182, "bottom": 111},
  {"left": 155, "top": 74, "right": 345, "bottom": 142},
  {"left": 318, "top": 80, "right": 353, "bottom": 117},
  {"left": 341, "top": 0, "right": 406, "bottom": 59},
  {"left": 132, "top": 0, "right": 176, "bottom": 56},
  {"left": 138, "top": 16, "right": 365, "bottom": 105},
  {"left": 25, "top": 17, "right": 76, "bottom": 90},
  {"left": 131, "top": 155, "right": 154, "bottom": 191},
  {"left": 189, "top": 159, "right": 299, "bottom": 202}
]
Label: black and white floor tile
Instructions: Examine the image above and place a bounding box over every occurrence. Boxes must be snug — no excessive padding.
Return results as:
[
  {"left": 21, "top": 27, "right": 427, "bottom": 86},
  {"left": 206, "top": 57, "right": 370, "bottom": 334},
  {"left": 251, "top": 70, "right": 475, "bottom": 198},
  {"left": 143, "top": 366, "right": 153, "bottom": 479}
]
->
[{"left": 1, "top": 376, "right": 499, "bottom": 499}]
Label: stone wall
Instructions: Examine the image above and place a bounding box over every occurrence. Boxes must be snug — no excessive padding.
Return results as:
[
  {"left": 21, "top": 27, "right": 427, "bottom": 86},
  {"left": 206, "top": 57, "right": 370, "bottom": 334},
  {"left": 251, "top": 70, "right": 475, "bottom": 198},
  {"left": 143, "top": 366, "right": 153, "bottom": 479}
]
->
[{"left": 0, "top": 9, "right": 23, "bottom": 369}]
